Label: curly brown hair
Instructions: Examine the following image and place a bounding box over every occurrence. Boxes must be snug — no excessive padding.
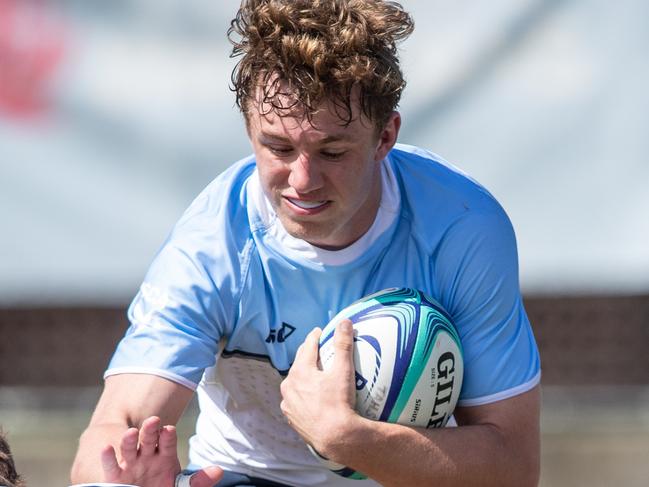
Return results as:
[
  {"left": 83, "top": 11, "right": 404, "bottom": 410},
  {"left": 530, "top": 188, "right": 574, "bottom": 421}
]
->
[
  {"left": 0, "top": 429, "right": 25, "bottom": 487},
  {"left": 228, "top": 0, "right": 414, "bottom": 129}
]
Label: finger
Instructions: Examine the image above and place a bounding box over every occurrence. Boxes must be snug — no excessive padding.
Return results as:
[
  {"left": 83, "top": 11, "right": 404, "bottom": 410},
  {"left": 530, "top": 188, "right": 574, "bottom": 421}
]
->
[
  {"left": 293, "top": 327, "right": 321, "bottom": 366},
  {"left": 119, "top": 427, "right": 139, "bottom": 465},
  {"left": 189, "top": 466, "right": 224, "bottom": 487},
  {"left": 138, "top": 416, "right": 161, "bottom": 457},
  {"left": 158, "top": 424, "right": 178, "bottom": 458},
  {"left": 100, "top": 444, "right": 122, "bottom": 481},
  {"left": 332, "top": 319, "right": 355, "bottom": 375}
]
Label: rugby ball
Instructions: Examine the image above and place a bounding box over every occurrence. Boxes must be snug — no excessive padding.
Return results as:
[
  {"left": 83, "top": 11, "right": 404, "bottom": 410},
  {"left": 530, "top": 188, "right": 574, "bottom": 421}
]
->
[{"left": 310, "top": 288, "right": 463, "bottom": 479}]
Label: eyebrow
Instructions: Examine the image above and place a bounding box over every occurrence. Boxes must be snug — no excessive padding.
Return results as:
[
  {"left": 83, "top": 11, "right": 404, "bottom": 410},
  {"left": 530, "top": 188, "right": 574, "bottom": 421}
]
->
[
  {"left": 258, "top": 132, "right": 290, "bottom": 142},
  {"left": 321, "top": 134, "right": 353, "bottom": 143}
]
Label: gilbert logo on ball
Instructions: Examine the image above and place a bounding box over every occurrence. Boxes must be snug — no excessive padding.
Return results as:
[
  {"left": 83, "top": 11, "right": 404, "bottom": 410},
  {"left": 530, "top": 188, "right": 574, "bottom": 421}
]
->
[{"left": 310, "top": 288, "right": 464, "bottom": 479}]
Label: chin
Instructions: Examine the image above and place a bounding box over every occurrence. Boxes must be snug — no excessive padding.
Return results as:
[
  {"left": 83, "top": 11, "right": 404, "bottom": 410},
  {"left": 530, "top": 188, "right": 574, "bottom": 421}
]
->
[{"left": 281, "top": 218, "right": 335, "bottom": 247}]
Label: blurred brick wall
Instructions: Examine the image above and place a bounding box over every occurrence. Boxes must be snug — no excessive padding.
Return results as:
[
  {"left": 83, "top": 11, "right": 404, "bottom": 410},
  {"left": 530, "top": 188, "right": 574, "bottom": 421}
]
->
[
  {"left": 1, "top": 295, "right": 648, "bottom": 386},
  {"left": 526, "top": 294, "right": 649, "bottom": 385},
  {"left": 0, "top": 308, "right": 127, "bottom": 386}
]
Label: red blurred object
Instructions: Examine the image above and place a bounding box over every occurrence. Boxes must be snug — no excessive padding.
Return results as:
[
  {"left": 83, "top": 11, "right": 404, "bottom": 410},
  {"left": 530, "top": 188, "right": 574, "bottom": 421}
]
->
[{"left": 0, "top": 0, "right": 66, "bottom": 119}]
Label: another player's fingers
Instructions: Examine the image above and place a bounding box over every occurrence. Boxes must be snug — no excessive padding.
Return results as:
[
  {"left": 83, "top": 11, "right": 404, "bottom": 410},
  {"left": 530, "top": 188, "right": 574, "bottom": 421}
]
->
[
  {"left": 189, "top": 466, "right": 224, "bottom": 487},
  {"left": 100, "top": 444, "right": 122, "bottom": 481},
  {"left": 293, "top": 327, "right": 321, "bottom": 366},
  {"left": 119, "top": 427, "right": 139, "bottom": 465},
  {"left": 138, "top": 416, "right": 161, "bottom": 457},
  {"left": 158, "top": 424, "right": 178, "bottom": 458}
]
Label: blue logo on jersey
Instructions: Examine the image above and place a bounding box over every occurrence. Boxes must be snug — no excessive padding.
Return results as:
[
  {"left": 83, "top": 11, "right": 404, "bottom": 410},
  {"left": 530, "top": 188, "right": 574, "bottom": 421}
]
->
[{"left": 265, "top": 322, "right": 296, "bottom": 343}]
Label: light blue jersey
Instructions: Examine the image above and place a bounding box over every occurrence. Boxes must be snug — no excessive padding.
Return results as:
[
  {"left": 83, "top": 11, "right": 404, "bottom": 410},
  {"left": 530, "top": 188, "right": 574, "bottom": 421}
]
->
[{"left": 106, "top": 144, "right": 540, "bottom": 486}]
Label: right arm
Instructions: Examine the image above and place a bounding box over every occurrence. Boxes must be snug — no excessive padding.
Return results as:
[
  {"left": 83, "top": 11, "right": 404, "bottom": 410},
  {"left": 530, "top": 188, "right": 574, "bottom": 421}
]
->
[{"left": 71, "top": 373, "right": 221, "bottom": 487}]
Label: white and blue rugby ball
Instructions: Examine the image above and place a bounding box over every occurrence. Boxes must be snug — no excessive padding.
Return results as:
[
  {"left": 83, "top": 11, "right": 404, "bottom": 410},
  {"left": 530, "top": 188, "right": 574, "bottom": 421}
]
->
[{"left": 311, "top": 288, "right": 464, "bottom": 479}]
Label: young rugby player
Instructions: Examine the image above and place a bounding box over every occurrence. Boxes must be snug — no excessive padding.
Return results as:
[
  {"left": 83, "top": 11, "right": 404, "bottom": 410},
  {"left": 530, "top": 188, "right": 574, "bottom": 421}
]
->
[{"left": 72, "top": 2, "right": 540, "bottom": 486}]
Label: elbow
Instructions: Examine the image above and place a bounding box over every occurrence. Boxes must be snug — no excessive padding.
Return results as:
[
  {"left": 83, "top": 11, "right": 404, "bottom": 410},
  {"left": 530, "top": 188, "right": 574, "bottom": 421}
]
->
[
  {"left": 514, "top": 469, "right": 540, "bottom": 487},
  {"left": 492, "top": 425, "right": 540, "bottom": 487},
  {"left": 522, "top": 454, "right": 541, "bottom": 487},
  {"left": 69, "top": 427, "right": 100, "bottom": 483},
  {"left": 69, "top": 431, "right": 87, "bottom": 483},
  {"left": 507, "top": 446, "right": 540, "bottom": 487},
  {"left": 490, "top": 461, "right": 538, "bottom": 487},
  {"left": 70, "top": 462, "right": 82, "bottom": 484},
  {"left": 70, "top": 452, "right": 85, "bottom": 484}
]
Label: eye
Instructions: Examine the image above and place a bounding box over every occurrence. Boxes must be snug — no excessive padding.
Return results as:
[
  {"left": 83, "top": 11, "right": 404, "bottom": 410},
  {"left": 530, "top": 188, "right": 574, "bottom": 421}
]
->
[
  {"left": 267, "top": 145, "right": 293, "bottom": 156},
  {"left": 320, "top": 150, "right": 346, "bottom": 161}
]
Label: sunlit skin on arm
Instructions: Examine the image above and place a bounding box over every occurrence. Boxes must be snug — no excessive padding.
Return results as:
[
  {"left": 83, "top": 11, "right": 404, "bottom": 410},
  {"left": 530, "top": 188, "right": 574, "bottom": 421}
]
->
[
  {"left": 71, "top": 374, "right": 223, "bottom": 487},
  {"left": 280, "top": 321, "right": 540, "bottom": 487}
]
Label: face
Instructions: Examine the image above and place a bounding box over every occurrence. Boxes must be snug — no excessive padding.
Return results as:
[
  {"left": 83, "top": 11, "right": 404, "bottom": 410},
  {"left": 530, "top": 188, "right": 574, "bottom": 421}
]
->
[{"left": 247, "top": 98, "right": 400, "bottom": 250}]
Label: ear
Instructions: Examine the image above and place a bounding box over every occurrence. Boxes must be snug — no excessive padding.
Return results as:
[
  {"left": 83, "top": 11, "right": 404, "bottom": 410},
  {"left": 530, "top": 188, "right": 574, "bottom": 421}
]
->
[{"left": 373, "top": 111, "right": 401, "bottom": 162}]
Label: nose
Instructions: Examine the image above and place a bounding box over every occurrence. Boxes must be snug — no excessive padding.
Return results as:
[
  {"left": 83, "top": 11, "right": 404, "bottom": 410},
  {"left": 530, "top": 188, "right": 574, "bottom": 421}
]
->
[{"left": 287, "top": 153, "right": 324, "bottom": 194}]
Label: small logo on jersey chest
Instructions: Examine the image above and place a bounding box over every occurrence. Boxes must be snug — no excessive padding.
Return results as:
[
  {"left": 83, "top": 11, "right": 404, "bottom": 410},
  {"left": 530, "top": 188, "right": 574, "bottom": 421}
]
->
[{"left": 265, "top": 322, "right": 296, "bottom": 343}]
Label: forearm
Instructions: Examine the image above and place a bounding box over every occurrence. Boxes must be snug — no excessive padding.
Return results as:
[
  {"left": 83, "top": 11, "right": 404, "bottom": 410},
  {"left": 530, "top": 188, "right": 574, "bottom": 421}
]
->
[
  {"left": 324, "top": 419, "right": 539, "bottom": 487},
  {"left": 281, "top": 325, "right": 541, "bottom": 485},
  {"left": 71, "top": 375, "right": 194, "bottom": 483},
  {"left": 71, "top": 422, "right": 128, "bottom": 482}
]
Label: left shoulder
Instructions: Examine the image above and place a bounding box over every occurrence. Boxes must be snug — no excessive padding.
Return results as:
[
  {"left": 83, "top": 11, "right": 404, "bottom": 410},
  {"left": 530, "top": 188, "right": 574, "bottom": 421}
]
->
[{"left": 389, "top": 144, "right": 509, "bottom": 236}]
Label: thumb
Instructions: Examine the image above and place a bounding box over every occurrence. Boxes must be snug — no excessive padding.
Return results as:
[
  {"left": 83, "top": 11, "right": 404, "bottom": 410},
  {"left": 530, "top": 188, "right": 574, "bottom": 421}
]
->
[{"left": 189, "top": 466, "right": 224, "bottom": 487}]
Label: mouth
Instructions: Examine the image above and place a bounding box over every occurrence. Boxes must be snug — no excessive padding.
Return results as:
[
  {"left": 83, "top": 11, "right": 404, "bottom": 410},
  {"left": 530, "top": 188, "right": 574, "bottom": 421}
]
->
[{"left": 284, "top": 197, "right": 330, "bottom": 213}]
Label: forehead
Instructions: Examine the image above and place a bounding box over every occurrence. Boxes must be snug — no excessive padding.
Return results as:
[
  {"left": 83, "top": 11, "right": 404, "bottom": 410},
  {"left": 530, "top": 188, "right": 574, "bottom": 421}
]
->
[
  {"left": 246, "top": 82, "right": 376, "bottom": 138},
  {"left": 247, "top": 104, "right": 378, "bottom": 145}
]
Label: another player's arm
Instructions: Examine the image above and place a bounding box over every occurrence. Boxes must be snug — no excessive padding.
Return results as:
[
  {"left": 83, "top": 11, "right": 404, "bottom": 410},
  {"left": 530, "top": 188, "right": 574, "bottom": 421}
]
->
[
  {"left": 70, "top": 373, "right": 194, "bottom": 482},
  {"left": 280, "top": 322, "right": 540, "bottom": 487}
]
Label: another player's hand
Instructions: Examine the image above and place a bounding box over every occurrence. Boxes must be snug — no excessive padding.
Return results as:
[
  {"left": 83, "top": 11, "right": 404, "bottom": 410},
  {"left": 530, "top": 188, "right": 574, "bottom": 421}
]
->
[
  {"left": 279, "top": 320, "right": 358, "bottom": 459},
  {"left": 100, "top": 416, "right": 223, "bottom": 487}
]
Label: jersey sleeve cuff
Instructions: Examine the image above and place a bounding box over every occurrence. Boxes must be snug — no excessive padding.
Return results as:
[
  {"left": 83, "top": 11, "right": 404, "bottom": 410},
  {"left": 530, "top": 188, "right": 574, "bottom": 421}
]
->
[
  {"left": 104, "top": 367, "right": 199, "bottom": 391},
  {"left": 457, "top": 371, "right": 541, "bottom": 407}
]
